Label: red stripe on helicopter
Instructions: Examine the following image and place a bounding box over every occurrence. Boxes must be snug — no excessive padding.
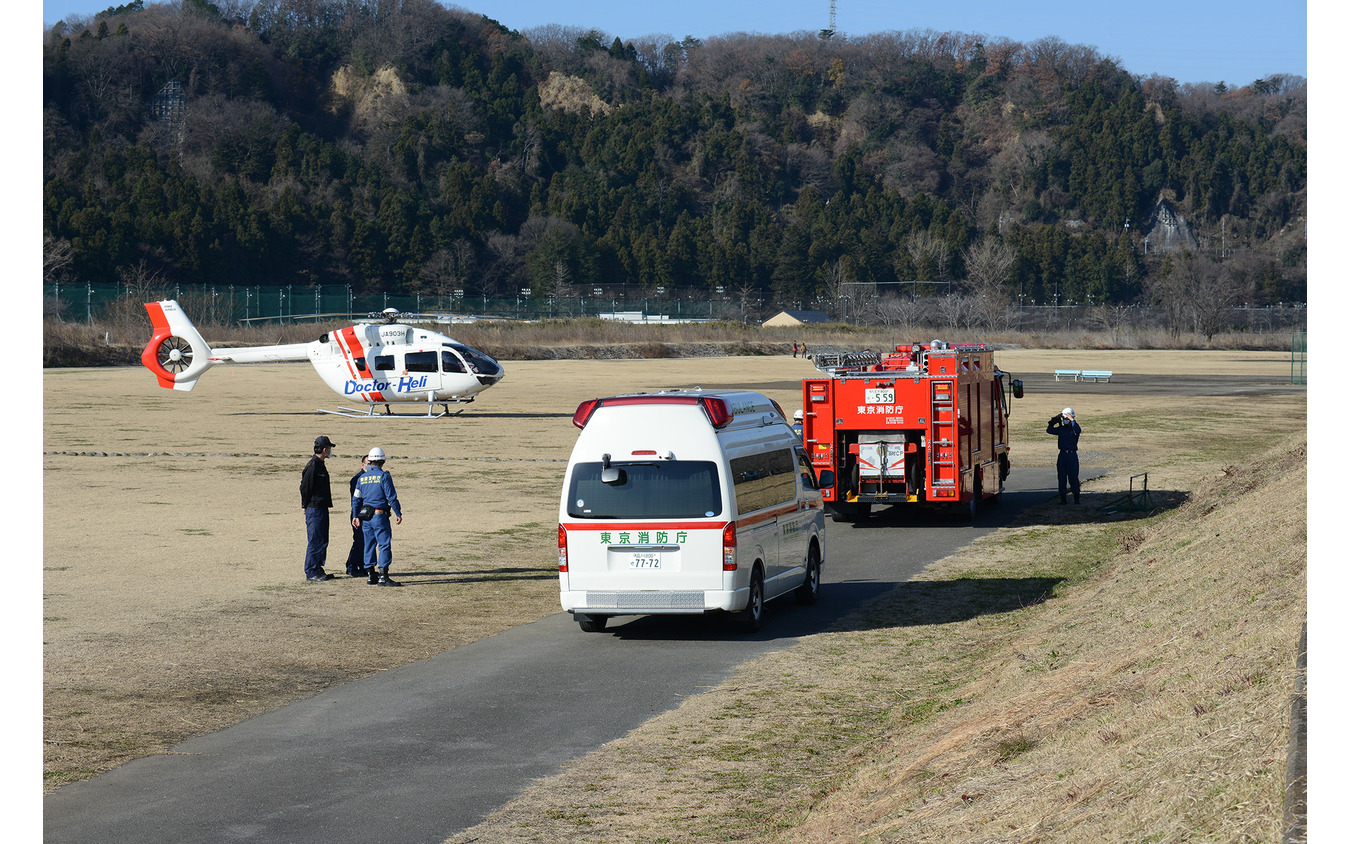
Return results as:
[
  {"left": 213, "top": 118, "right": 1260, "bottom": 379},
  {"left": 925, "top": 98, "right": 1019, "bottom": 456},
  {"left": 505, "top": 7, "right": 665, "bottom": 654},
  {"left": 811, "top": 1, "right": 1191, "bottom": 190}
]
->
[
  {"left": 334, "top": 326, "right": 386, "bottom": 402},
  {"left": 334, "top": 327, "right": 365, "bottom": 379},
  {"left": 141, "top": 302, "right": 178, "bottom": 388}
]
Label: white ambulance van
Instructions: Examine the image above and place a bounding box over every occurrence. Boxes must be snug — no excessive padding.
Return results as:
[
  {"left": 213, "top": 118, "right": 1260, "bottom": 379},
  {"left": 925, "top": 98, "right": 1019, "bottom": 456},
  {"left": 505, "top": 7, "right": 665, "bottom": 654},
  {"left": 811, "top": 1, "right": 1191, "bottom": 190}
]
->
[{"left": 557, "top": 389, "right": 834, "bottom": 633}]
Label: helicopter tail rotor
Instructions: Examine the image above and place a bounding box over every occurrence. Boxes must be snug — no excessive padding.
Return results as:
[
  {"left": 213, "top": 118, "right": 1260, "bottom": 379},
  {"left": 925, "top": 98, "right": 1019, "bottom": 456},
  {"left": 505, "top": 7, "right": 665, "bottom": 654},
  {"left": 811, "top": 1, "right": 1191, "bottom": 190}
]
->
[{"left": 141, "top": 300, "right": 217, "bottom": 391}]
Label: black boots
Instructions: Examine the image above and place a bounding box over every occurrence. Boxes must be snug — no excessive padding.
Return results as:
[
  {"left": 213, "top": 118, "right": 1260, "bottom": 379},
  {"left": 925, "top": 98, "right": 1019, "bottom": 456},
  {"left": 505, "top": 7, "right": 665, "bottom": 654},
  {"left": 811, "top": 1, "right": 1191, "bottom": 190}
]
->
[{"left": 364, "top": 566, "right": 401, "bottom": 586}]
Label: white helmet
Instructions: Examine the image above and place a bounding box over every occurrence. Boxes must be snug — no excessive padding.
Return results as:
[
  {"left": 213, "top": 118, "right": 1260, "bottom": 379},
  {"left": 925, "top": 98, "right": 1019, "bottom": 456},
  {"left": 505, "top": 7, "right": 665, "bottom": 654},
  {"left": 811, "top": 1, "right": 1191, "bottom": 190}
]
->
[
  {"left": 1062, "top": 407, "right": 1075, "bottom": 418},
  {"left": 794, "top": 409, "right": 803, "bottom": 420},
  {"left": 367, "top": 446, "right": 386, "bottom": 461}
]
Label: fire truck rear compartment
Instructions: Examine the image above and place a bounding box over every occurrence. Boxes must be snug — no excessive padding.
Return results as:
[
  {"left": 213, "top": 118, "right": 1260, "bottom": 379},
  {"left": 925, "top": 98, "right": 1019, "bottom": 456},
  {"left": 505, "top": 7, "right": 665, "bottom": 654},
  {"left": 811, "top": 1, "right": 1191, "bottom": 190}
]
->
[{"left": 849, "top": 432, "right": 921, "bottom": 501}]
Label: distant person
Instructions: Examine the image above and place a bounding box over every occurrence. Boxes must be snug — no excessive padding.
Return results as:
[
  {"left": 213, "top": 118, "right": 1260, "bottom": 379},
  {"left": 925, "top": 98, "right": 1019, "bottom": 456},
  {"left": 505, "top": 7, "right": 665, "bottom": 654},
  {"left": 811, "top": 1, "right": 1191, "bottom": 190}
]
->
[
  {"left": 344, "top": 454, "right": 369, "bottom": 577},
  {"left": 792, "top": 409, "right": 804, "bottom": 439},
  {"left": 792, "top": 341, "right": 799, "bottom": 358},
  {"left": 1046, "top": 407, "right": 1081, "bottom": 504},
  {"left": 352, "top": 446, "right": 404, "bottom": 586},
  {"left": 300, "top": 436, "right": 336, "bottom": 581}
]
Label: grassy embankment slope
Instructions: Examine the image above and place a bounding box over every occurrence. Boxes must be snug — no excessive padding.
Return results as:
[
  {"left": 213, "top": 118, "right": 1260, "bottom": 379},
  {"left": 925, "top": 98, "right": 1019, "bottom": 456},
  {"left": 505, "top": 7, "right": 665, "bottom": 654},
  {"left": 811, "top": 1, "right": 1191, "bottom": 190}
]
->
[{"left": 449, "top": 405, "right": 1307, "bottom": 842}]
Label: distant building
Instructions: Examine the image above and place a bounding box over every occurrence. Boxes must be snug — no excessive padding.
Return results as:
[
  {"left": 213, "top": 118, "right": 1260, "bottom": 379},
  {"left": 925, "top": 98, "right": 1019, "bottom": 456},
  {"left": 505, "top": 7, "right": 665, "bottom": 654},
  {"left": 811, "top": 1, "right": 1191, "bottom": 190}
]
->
[{"left": 762, "top": 310, "right": 832, "bottom": 328}]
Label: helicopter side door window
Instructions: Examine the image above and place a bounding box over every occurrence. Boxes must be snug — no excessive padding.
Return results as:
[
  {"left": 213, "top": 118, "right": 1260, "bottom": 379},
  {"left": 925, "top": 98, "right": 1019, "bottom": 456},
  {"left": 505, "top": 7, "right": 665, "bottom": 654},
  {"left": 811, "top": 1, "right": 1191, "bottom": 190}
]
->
[
  {"left": 372, "top": 355, "right": 396, "bottom": 371},
  {"left": 441, "top": 351, "right": 466, "bottom": 373},
  {"left": 405, "top": 351, "right": 438, "bottom": 373},
  {"left": 353, "top": 357, "right": 368, "bottom": 373}
]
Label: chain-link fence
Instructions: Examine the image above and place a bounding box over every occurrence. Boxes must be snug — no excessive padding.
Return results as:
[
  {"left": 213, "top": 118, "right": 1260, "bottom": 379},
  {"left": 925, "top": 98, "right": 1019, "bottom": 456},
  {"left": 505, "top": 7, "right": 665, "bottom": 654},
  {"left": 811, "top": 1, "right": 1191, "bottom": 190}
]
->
[
  {"left": 42, "top": 283, "right": 750, "bottom": 324},
  {"left": 43, "top": 282, "right": 1309, "bottom": 337},
  {"left": 1291, "top": 329, "right": 1307, "bottom": 384}
]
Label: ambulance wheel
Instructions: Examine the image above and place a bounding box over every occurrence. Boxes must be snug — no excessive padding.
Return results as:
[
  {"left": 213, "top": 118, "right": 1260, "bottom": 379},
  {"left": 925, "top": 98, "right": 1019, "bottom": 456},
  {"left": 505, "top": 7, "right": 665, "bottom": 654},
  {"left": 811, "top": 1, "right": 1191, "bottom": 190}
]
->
[
  {"left": 795, "top": 545, "right": 821, "bottom": 605},
  {"left": 576, "top": 613, "right": 609, "bottom": 633},
  {"left": 738, "top": 568, "right": 765, "bottom": 633}
]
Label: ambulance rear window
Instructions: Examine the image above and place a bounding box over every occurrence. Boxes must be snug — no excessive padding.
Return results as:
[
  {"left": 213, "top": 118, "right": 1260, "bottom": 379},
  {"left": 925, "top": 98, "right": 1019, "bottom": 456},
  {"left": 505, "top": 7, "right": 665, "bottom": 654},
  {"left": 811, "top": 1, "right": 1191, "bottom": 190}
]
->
[{"left": 567, "top": 461, "right": 722, "bottom": 519}]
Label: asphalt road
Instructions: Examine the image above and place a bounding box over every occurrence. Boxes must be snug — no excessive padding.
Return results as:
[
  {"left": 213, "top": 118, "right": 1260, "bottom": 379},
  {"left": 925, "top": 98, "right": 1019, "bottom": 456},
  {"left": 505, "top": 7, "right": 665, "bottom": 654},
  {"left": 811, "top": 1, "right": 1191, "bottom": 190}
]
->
[{"left": 44, "top": 466, "right": 1067, "bottom": 844}]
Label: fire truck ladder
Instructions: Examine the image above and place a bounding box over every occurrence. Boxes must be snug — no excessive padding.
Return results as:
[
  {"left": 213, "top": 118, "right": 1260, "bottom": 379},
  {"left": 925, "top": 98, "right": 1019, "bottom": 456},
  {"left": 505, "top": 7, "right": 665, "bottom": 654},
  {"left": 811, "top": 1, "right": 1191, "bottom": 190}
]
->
[
  {"left": 813, "top": 351, "right": 881, "bottom": 375},
  {"left": 928, "top": 379, "right": 957, "bottom": 495}
]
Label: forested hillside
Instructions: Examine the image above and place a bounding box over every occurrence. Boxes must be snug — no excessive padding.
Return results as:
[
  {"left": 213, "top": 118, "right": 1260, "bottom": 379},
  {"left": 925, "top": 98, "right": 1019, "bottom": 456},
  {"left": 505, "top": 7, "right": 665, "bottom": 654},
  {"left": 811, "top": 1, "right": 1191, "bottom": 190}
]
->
[{"left": 42, "top": 0, "right": 1307, "bottom": 320}]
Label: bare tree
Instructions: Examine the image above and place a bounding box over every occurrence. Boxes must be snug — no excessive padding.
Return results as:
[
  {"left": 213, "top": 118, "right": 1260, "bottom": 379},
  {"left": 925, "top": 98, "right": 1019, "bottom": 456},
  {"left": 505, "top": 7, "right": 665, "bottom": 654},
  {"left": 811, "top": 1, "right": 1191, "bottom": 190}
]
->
[
  {"left": 936, "top": 293, "right": 978, "bottom": 331},
  {"left": 874, "top": 293, "right": 930, "bottom": 334},
  {"left": 961, "top": 237, "right": 1016, "bottom": 330},
  {"left": 1145, "top": 255, "right": 1193, "bottom": 340},
  {"left": 44, "top": 233, "right": 75, "bottom": 286},
  {"left": 1186, "top": 255, "right": 1243, "bottom": 340},
  {"left": 903, "top": 230, "right": 950, "bottom": 296}
]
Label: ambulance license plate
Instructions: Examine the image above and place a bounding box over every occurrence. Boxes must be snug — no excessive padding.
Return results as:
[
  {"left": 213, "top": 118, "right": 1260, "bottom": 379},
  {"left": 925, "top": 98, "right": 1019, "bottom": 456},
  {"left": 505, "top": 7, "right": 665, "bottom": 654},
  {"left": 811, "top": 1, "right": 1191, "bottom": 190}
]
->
[{"left": 629, "top": 554, "right": 662, "bottom": 569}]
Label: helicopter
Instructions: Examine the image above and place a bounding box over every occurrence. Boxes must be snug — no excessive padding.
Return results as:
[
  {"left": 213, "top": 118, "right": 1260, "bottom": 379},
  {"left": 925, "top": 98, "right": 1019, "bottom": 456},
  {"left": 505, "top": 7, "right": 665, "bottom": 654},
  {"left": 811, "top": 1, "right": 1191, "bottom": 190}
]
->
[{"left": 141, "top": 299, "right": 506, "bottom": 417}]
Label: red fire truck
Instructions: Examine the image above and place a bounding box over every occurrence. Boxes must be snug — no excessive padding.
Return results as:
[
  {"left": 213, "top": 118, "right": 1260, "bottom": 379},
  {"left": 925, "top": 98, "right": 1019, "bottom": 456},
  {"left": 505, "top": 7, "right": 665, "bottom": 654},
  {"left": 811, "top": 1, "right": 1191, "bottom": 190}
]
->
[{"left": 800, "top": 342, "right": 1023, "bottom": 521}]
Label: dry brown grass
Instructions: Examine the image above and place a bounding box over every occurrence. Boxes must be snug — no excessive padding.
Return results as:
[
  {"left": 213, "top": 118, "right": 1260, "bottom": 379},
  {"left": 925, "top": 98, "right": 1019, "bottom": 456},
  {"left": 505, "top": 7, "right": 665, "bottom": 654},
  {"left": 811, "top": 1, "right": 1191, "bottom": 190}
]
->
[{"left": 43, "top": 350, "right": 1305, "bottom": 844}]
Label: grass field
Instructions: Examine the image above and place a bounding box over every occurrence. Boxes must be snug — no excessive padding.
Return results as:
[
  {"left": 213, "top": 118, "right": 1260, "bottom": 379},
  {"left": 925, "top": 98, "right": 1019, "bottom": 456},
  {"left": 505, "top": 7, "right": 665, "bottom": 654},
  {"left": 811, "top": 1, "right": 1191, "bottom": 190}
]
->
[{"left": 42, "top": 349, "right": 1306, "bottom": 841}]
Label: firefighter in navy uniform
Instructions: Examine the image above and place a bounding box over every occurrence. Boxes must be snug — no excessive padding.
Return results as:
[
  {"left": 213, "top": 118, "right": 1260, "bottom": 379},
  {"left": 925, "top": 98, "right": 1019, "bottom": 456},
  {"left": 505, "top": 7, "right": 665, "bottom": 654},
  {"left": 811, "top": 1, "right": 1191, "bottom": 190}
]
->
[
  {"left": 300, "top": 436, "right": 336, "bottom": 581},
  {"left": 352, "top": 446, "right": 404, "bottom": 586},
  {"left": 1046, "top": 407, "right": 1081, "bottom": 504}
]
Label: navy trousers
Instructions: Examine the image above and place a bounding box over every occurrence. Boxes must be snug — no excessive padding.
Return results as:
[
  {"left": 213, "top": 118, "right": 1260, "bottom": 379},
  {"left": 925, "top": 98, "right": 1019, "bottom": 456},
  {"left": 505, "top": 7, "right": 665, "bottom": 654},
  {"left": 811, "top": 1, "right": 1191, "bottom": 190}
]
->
[
  {"left": 1057, "top": 452, "right": 1080, "bottom": 503},
  {"left": 304, "top": 507, "right": 330, "bottom": 576}
]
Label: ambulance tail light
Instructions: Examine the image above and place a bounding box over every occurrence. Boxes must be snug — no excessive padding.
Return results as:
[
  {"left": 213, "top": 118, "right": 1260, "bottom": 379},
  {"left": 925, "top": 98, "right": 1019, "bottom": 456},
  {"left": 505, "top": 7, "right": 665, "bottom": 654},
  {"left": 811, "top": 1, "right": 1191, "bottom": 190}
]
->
[
  {"left": 722, "top": 521, "right": 737, "bottom": 571},
  {"left": 557, "top": 523, "right": 569, "bottom": 572}
]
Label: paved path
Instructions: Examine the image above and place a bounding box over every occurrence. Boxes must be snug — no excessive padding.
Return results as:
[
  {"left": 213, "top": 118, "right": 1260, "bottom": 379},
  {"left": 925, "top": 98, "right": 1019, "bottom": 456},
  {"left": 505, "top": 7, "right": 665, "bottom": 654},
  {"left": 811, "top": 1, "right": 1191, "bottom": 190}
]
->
[{"left": 44, "top": 469, "right": 1062, "bottom": 844}]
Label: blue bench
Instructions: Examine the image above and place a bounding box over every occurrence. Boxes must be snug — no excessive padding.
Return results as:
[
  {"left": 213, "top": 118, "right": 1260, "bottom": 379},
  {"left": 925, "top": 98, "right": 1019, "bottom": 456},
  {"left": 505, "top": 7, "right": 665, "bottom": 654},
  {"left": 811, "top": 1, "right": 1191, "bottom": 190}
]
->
[
  {"left": 1054, "top": 370, "right": 1081, "bottom": 381},
  {"left": 1080, "top": 370, "right": 1113, "bottom": 382}
]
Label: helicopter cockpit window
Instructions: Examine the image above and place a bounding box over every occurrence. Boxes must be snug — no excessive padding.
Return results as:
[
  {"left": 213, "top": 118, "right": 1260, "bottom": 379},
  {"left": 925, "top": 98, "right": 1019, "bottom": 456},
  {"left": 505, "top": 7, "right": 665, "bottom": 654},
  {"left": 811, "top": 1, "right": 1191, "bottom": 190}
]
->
[
  {"left": 440, "top": 351, "right": 466, "bottom": 373},
  {"left": 448, "top": 344, "right": 502, "bottom": 375},
  {"left": 372, "top": 355, "right": 395, "bottom": 371},
  {"left": 353, "top": 357, "right": 368, "bottom": 373},
  {"left": 405, "top": 351, "right": 437, "bottom": 373}
]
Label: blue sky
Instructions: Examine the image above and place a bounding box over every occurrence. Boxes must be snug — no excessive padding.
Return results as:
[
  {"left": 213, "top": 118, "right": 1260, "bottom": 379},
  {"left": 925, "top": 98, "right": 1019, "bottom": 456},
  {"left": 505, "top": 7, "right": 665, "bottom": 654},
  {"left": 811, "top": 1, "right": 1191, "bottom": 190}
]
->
[{"left": 42, "top": 0, "right": 1308, "bottom": 87}]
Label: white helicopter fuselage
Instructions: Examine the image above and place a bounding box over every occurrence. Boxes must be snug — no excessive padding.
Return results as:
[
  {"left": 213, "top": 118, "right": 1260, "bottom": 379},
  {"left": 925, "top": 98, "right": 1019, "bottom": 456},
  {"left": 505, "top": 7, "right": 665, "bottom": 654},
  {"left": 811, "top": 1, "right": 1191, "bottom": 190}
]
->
[
  {"left": 142, "top": 300, "right": 505, "bottom": 413},
  {"left": 309, "top": 322, "right": 504, "bottom": 404}
]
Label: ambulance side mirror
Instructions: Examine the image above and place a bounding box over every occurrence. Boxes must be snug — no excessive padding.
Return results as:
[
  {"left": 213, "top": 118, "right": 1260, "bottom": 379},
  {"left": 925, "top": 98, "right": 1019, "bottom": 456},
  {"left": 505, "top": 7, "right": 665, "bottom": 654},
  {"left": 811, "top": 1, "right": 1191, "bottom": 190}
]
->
[{"left": 816, "top": 470, "right": 835, "bottom": 490}]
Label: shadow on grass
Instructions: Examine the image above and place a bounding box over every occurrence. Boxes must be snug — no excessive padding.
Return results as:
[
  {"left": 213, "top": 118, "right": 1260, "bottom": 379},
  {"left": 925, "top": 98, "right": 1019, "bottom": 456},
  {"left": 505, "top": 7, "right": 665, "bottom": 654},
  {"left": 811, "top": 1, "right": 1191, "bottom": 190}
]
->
[
  {"left": 839, "top": 485, "right": 1190, "bottom": 530},
  {"left": 390, "top": 566, "right": 556, "bottom": 586},
  {"left": 595, "top": 575, "right": 1067, "bottom": 643},
  {"left": 1015, "top": 488, "right": 1190, "bottom": 526},
  {"left": 843, "top": 576, "right": 1066, "bottom": 629}
]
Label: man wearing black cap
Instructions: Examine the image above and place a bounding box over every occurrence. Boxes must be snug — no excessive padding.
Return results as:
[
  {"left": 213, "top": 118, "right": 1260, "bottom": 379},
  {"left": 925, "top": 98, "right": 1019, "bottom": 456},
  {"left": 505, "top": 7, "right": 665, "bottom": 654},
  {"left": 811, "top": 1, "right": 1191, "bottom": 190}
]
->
[{"left": 301, "top": 435, "right": 336, "bottom": 581}]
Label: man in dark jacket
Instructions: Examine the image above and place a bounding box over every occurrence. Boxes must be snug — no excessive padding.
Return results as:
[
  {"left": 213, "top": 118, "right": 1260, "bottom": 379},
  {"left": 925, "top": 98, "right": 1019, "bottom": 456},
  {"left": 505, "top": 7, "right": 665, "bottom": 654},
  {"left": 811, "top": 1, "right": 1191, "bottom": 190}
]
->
[
  {"left": 344, "top": 455, "right": 369, "bottom": 577},
  {"left": 1046, "top": 408, "right": 1081, "bottom": 504},
  {"left": 300, "top": 435, "right": 336, "bottom": 581}
]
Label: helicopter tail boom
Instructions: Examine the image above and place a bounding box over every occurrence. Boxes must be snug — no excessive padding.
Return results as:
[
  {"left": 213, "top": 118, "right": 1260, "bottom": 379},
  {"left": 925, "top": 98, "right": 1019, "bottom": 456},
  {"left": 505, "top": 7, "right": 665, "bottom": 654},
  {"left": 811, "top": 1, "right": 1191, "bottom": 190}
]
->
[{"left": 143, "top": 300, "right": 315, "bottom": 390}]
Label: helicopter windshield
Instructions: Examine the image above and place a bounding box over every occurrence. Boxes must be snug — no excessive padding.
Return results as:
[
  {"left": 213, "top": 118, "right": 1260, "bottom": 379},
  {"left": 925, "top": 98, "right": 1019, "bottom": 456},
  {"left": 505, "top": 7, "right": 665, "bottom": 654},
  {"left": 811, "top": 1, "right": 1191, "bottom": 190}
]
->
[{"left": 445, "top": 344, "right": 501, "bottom": 376}]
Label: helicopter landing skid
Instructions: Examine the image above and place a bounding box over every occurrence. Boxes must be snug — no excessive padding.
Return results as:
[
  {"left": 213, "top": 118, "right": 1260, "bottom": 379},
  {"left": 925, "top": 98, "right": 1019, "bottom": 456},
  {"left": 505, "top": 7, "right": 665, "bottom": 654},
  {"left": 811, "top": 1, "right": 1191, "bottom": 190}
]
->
[{"left": 317, "top": 399, "right": 471, "bottom": 419}]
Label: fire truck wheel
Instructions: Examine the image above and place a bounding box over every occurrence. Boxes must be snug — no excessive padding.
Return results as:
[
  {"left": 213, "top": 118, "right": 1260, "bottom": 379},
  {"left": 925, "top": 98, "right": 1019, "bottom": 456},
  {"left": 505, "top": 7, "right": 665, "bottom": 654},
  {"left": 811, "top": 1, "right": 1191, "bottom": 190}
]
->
[
  {"left": 795, "top": 545, "right": 822, "bottom": 606},
  {"left": 576, "top": 613, "right": 609, "bottom": 632},
  {"left": 738, "top": 567, "right": 765, "bottom": 634}
]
